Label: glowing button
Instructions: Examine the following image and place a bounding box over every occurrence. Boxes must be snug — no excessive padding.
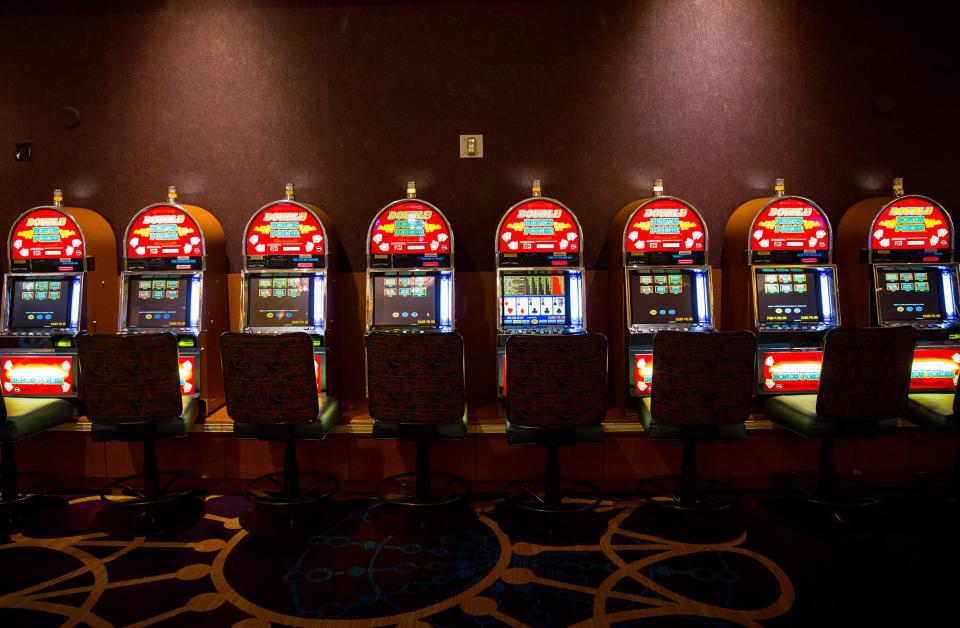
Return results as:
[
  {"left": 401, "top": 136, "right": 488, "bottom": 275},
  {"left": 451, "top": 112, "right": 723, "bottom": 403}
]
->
[{"left": 649, "top": 309, "right": 657, "bottom": 316}]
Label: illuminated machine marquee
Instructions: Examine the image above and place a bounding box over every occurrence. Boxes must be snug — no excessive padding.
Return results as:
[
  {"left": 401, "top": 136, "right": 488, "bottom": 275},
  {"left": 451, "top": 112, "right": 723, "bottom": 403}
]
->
[
  {"left": 761, "top": 351, "right": 823, "bottom": 393},
  {"left": 245, "top": 203, "right": 325, "bottom": 258},
  {"left": 369, "top": 202, "right": 451, "bottom": 256},
  {"left": 9, "top": 209, "right": 84, "bottom": 262},
  {"left": 625, "top": 200, "right": 705, "bottom": 254},
  {"left": 1, "top": 356, "right": 74, "bottom": 396},
  {"left": 126, "top": 205, "right": 204, "bottom": 259},
  {"left": 870, "top": 197, "right": 951, "bottom": 251},
  {"left": 498, "top": 200, "right": 580, "bottom": 255},
  {"left": 761, "top": 348, "right": 958, "bottom": 394},
  {"left": 751, "top": 199, "right": 829, "bottom": 252}
]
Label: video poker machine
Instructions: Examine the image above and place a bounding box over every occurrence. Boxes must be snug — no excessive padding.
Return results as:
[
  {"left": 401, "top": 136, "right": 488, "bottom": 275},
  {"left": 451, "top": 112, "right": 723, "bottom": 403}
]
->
[
  {"left": 837, "top": 178, "right": 960, "bottom": 392},
  {"left": 241, "top": 183, "right": 335, "bottom": 397},
  {"left": 608, "top": 179, "right": 713, "bottom": 410},
  {"left": 0, "top": 189, "right": 118, "bottom": 399},
  {"left": 495, "top": 180, "right": 585, "bottom": 398},
  {"left": 119, "top": 186, "right": 229, "bottom": 415},
  {"left": 366, "top": 181, "right": 453, "bottom": 334},
  {"left": 722, "top": 179, "right": 839, "bottom": 394}
]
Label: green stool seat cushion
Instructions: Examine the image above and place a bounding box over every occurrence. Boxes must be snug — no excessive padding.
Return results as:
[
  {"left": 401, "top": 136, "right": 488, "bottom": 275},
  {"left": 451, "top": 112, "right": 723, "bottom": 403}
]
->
[
  {"left": 234, "top": 397, "right": 340, "bottom": 440},
  {"left": 0, "top": 397, "right": 74, "bottom": 441},
  {"left": 906, "top": 394, "right": 959, "bottom": 436},
  {"left": 640, "top": 397, "right": 746, "bottom": 441},
  {"left": 506, "top": 418, "right": 603, "bottom": 445},
  {"left": 763, "top": 394, "right": 897, "bottom": 438},
  {"left": 91, "top": 395, "right": 200, "bottom": 442},
  {"left": 373, "top": 405, "right": 468, "bottom": 440}
]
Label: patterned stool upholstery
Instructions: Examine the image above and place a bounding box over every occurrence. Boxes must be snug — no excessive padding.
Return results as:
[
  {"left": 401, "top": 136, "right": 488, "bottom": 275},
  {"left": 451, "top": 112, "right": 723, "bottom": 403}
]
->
[
  {"left": 504, "top": 334, "right": 607, "bottom": 513},
  {"left": 1, "top": 393, "right": 74, "bottom": 524},
  {"left": 221, "top": 332, "right": 339, "bottom": 518},
  {"left": 640, "top": 330, "right": 756, "bottom": 510},
  {"left": 366, "top": 332, "right": 468, "bottom": 507},
  {"left": 763, "top": 326, "right": 915, "bottom": 509},
  {"left": 78, "top": 333, "right": 201, "bottom": 524},
  {"left": 905, "top": 378, "right": 960, "bottom": 497}
]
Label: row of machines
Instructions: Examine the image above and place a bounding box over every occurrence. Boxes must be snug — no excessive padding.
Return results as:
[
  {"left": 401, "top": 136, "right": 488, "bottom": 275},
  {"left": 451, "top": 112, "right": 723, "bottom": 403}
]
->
[{"left": 1, "top": 178, "right": 957, "bottom": 418}]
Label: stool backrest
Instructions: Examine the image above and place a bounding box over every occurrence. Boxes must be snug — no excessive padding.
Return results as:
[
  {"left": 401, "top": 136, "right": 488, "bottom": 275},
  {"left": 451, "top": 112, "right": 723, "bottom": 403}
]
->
[
  {"left": 366, "top": 332, "right": 465, "bottom": 424},
  {"left": 651, "top": 330, "right": 756, "bottom": 426},
  {"left": 78, "top": 333, "right": 182, "bottom": 424},
  {"left": 220, "top": 332, "right": 320, "bottom": 424},
  {"left": 506, "top": 334, "right": 607, "bottom": 428},
  {"left": 816, "top": 326, "right": 915, "bottom": 421}
]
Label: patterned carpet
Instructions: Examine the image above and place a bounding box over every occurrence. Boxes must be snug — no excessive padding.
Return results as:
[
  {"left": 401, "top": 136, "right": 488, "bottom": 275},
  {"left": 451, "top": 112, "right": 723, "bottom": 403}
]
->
[
  {"left": 0, "top": 492, "right": 799, "bottom": 627},
  {"left": 1, "top": 490, "right": 957, "bottom": 627}
]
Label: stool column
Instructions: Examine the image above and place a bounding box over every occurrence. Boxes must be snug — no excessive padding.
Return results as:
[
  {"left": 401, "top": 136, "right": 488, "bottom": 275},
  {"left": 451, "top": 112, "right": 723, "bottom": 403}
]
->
[
  {"left": 284, "top": 438, "right": 301, "bottom": 498},
  {"left": 1, "top": 441, "right": 18, "bottom": 502},
  {"left": 416, "top": 440, "right": 431, "bottom": 500},
  {"left": 545, "top": 444, "right": 561, "bottom": 506},
  {"left": 142, "top": 439, "right": 160, "bottom": 500}
]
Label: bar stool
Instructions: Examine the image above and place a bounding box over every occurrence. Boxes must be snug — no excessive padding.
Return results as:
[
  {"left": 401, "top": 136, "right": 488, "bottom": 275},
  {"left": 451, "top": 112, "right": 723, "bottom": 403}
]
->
[
  {"left": 1, "top": 393, "right": 75, "bottom": 530},
  {"left": 763, "top": 326, "right": 916, "bottom": 511},
  {"left": 904, "top": 380, "right": 960, "bottom": 501},
  {"left": 220, "top": 332, "right": 339, "bottom": 533},
  {"left": 639, "top": 330, "right": 756, "bottom": 511},
  {"left": 78, "top": 333, "right": 201, "bottom": 530},
  {"left": 366, "top": 332, "right": 470, "bottom": 507},
  {"left": 503, "top": 334, "right": 607, "bottom": 513}
]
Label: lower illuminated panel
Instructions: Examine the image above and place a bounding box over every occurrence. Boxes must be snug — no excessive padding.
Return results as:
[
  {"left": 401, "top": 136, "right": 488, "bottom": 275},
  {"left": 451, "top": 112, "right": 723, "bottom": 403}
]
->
[
  {"left": 761, "top": 347, "right": 960, "bottom": 394},
  {"left": 1, "top": 355, "right": 75, "bottom": 396},
  {"left": 631, "top": 352, "right": 653, "bottom": 395},
  {"left": 910, "top": 348, "right": 960, "bottom": 392},
  {"left": 760, "top": 351, "right": 823, "bottom": 394},
  {"left": 178, "top": 355, "right": 196, "bottom": 396}
]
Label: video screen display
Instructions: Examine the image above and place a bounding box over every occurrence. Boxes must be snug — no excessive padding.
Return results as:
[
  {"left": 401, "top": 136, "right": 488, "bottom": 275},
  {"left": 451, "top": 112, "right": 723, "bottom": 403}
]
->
[
  {"left": 8, "top": 278, "right": 72, "bottom": 329},
  {"left": 755, "top": 268, "right": 824, "bottom": 325},
  {"left": 501, "top": 272, "right": 567, "bottom": 327},
  {"left": 127, "top": 277, "right": 190, "bottom": 328},
  {"left": 372, "top": 274, "right": 437, "bottom": 327},
  {"left": 247, "top": 276, "right": 312, "bottom": 327},
  {"left": 876, "top": 266, "right": 948, "bottom": 324},
  {"left": 629, "top": 270, "right": 695, "bottom": 326}
]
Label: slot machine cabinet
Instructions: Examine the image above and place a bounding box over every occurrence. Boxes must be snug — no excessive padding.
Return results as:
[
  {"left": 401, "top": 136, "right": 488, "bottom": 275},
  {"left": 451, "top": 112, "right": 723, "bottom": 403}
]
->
[
  {"left": 119, "top": 186, "right": 229, "bottom": 416},
  {"left": 721, "top": 179, "right": 839, "bottom": 395},
  {"left": 495, "top": 180, "right": 586, "bottom": 399},
  {"left": 837, "top": 178, "right": 960, "bottom": 392},
  {"left": 240, "top": 183, "right": 337, "bottom": 401},
  {"left": 0, "top": 189, "right": 118, "bottom": 400},
  {"left": 366, "top": 181, "right": 454, "bottom": 334},
  {"left": 608, "top": 179, "right": 713, "bottom": 412}
]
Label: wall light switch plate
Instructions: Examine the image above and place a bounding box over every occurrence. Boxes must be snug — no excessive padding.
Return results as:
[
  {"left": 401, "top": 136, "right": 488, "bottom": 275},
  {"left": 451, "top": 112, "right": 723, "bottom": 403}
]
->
[
  {"left": 15, "top": 142, "right": 32, "bottom": 161},
  {"left": 459, "top": 134, "right": 483, "bottom": 158}
]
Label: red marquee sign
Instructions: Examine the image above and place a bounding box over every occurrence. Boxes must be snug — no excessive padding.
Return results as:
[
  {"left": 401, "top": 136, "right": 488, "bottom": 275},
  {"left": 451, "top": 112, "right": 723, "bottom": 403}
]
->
[
  {"left": 625, "top": 199, "right": 705, "bottom": 253},
  {"left": 245, "top": 202, "right": 325, "bottom": 257},
  {"left": 634, "top": 353, "right": 653, "bottom": 395},
  {"left": 751, "top": 198, "right": 829, "bottom": 252},
  {"left": 910, "top": 348, "right": 960, "bottom": 392},
  {"left": 761, "top": 351, "right": 823, "bottom": 393},
  {"left": 498, "top": 200, "right": 580, "bottom": 254},
  {"left": 126, "top": 205, "right": 203, "bottom": 259},
  {"left": 870, "top": 196, "right": 951, "bottom": 251},
  {"left": 9, "top": 209, "right": 84, "bottom": 261},
  {"left": 369, "top": 201, "right": 451, "bottom": 255},
  {"left": 1, "top": 355, "right": 75, "bottom": 396}
]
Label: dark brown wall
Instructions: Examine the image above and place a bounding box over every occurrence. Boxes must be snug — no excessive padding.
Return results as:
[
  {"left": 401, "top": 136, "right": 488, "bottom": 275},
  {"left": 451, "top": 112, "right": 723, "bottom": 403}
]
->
[{"left": 3, "top": 0, "right": 958, "bottom": 274}]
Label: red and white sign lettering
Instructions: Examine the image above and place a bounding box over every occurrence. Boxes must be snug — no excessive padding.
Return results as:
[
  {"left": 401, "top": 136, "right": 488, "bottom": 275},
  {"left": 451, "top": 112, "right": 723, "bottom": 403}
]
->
[
  {"left": 625, "top": 200, "right": 705, "bottom": 253},
  {"left": 870, "top": 196, "right": 951, "bottom": 251},
  {"left": 10, "top": 209, "right": 84, "bottom": 260},
  {"left": 245, "top": 203, "right": 325, "bottom": 257},
  {"left": 751, "top": 199, "right": 829, "bottom": 252},
  {"left": 498, "top": 200, "right": 580, "bottom": 254},
  {"left": 369, "top": 202, "right": 451, "bottom": 255},
  {"left": 126, "top": 205, "right": 203, "bottom": 258},
  {"left": 1, "top": 355, "right": 74, "bottom": 396}
]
